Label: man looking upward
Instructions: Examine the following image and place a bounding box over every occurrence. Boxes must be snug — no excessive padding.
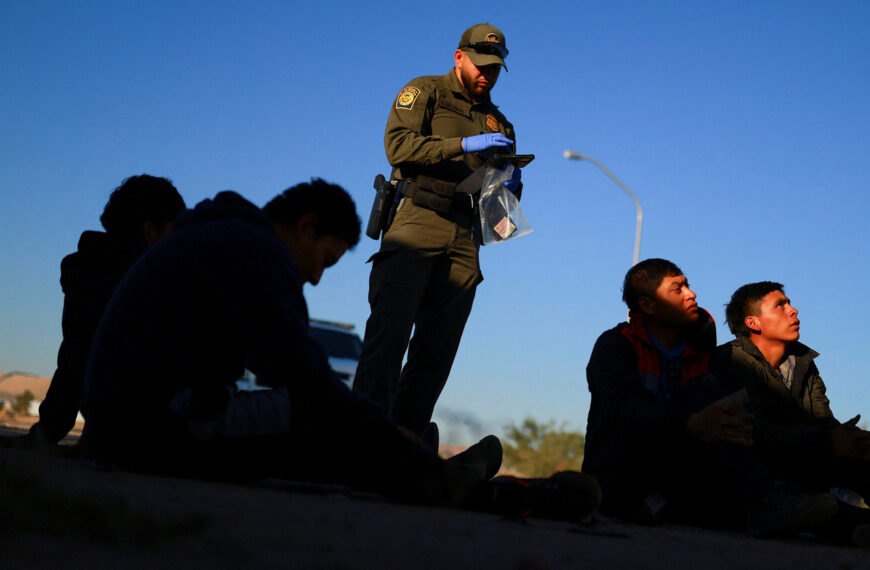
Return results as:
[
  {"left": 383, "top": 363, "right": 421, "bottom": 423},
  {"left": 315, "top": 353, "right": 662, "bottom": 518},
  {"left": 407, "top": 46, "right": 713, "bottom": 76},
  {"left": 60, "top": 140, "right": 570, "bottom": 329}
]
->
[
  {"left": 715, "top": 282, "right": 870, "bottom": 546},
  {"left": 717, "top": 283, "right": 870, "bottom": 491}
]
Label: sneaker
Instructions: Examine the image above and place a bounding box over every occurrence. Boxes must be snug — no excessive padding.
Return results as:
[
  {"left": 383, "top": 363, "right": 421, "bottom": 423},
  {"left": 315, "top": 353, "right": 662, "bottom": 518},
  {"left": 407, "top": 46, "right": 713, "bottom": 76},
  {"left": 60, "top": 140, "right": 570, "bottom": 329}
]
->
[
  {"left": 471, "top": 470, "right": 602, "bottom": 522},
  {"left": 445, "top": 435, "right": 502, "bottom": 480},
  {"left": 747, "top": 491, "right": 838, "bottom": 538},
  {"left": 434, "top": 457, "right": 492, "bottom": 509}
]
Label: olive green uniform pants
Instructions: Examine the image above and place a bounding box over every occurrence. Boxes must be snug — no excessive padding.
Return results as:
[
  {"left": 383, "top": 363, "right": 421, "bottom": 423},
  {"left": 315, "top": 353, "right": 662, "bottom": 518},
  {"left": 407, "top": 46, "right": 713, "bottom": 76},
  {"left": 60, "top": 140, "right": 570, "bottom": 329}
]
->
[{"left": 354, "top": 198, "right": 482, "bottom": 432}]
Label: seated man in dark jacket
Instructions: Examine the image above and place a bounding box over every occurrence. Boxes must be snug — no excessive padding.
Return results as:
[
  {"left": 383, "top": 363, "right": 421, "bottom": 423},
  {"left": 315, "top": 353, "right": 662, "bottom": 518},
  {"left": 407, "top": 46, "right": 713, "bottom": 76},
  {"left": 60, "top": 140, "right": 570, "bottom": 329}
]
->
[
  {"left": 584, "top": 259, "right": 836, "bottom": 537},
  {"left": 19, "top": 174, "right": 185, "bottom": 449},
  {"left": 714, "top": 282, "right": 870, "bottom": 542}
]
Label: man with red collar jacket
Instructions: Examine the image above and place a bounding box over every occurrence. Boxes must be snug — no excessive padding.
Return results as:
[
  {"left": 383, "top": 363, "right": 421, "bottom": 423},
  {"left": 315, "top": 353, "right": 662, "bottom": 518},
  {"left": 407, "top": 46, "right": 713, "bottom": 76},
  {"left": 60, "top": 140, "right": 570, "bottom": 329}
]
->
[
  {"left": 583, "top": 259, "right": 837, "bottom": 537},
  {"left": 584, "top": 307, "right": 717, "bottom": 470},
  {"left": 585, "top": 259, "right": 748, "bottom": 519}
]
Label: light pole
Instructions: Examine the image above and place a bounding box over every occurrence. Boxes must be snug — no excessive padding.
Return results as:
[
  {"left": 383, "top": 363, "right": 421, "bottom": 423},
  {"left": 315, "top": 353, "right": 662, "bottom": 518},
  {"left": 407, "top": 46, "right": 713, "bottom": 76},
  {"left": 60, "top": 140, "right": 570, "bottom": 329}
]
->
[{"left": 564, "top": 150, "right": 644, "bottom": 266}]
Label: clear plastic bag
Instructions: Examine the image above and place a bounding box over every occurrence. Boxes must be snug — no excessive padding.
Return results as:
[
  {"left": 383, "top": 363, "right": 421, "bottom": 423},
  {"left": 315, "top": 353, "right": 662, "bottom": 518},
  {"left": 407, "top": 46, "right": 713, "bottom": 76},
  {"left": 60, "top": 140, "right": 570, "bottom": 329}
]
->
[{"left": 478, "top": 163, "right": 533, "bottom": 245}]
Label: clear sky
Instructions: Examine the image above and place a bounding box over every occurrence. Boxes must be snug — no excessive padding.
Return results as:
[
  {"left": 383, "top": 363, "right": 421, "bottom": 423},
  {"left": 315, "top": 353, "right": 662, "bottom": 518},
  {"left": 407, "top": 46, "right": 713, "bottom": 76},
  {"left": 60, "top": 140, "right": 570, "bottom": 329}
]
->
[{"left": 2, "top": 1, "right": 869, "bottom": 444}]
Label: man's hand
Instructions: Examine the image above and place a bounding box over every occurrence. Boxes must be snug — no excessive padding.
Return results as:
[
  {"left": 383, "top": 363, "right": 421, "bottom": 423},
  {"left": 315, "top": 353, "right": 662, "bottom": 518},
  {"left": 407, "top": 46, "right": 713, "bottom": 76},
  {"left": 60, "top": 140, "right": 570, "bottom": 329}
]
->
[
  {"left": 831, "top": 415, "right": 870, "bottom": 461},
  {"left": 461, "top": 133, "right": 513, "bottom": 153},
  {"left": 502, "top": 167, "right": 522, "bottom": 193},
  {"left": 686, "top": 401, "right": 754, "bottom": 447},
  {"left": 398, "top": 425, "right": 425, "bottom": 445}
]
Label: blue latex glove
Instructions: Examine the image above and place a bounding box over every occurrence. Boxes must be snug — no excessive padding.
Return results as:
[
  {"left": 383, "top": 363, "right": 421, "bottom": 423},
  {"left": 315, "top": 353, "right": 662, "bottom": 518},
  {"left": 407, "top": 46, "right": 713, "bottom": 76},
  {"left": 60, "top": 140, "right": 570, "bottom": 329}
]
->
[
  {"left": 502, "top": 167, "right": 522, "bottom": 193},
  {"left": 461, "top": 133, "right": 513, "bottom": 153}
]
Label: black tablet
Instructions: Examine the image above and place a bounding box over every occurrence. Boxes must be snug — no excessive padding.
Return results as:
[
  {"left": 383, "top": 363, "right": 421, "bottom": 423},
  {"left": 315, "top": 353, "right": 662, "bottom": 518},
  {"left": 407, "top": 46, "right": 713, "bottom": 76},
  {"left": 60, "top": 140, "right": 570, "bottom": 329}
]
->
[{"left": 455, "top": 154, "right": 535, "bottom": 195}]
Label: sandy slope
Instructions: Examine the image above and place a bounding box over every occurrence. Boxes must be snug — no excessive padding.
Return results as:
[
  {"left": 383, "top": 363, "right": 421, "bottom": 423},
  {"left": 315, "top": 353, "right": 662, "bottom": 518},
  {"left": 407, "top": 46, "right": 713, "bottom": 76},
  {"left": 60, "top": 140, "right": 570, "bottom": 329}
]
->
[{"left": 1, "top": 446, "right": 869, "bottom": 570}]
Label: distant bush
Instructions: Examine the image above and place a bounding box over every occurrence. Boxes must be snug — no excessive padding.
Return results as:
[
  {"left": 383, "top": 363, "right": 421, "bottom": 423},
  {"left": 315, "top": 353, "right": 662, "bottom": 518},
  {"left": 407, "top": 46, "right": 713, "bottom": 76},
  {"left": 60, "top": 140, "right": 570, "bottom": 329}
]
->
[
  {"left": 13, "top": 390, "right": 35, "bottom": 416},
  {"left": 501, "top": 417, "right": 585, "bottom": 477}
]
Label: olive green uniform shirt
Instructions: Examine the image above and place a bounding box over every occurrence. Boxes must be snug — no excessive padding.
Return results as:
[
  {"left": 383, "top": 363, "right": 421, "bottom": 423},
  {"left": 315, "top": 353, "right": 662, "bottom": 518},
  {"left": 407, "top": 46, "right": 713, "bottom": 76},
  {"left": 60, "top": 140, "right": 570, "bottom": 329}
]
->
[{"left": 384, "top": 69, "right": 516, "bottom": 185}]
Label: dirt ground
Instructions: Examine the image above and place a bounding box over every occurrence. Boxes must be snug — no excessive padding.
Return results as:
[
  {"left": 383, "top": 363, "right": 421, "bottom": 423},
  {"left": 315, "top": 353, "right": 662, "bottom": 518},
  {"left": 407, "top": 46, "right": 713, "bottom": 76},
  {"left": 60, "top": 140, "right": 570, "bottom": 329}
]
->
[{"left": 2, "top": 424, "right": 869, "bottom": 570}]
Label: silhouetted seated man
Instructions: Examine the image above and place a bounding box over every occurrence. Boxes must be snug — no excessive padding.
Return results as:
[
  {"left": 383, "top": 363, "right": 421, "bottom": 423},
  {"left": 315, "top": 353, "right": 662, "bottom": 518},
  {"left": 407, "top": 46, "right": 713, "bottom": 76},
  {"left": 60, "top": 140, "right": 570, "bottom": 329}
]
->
[
  {"left": 584, "top": 259, "right": 837, "bottom": 537},
  {"left": 17, "top": 175, "right": 184, "bottom": 449},
  {"left": 80, "top": 180, "right": 599, "bottom": 515},
  {"left": 714, "top": 282, "right": 870, "bottom": 545}
]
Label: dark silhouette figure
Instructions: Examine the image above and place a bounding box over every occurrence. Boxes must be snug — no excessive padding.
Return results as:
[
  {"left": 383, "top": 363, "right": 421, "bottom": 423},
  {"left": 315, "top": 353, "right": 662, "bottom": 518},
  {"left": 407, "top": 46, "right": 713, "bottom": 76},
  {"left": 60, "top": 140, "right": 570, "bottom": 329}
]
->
[{"left": 23, "top": 174, "right": 185, "bottom": 449}]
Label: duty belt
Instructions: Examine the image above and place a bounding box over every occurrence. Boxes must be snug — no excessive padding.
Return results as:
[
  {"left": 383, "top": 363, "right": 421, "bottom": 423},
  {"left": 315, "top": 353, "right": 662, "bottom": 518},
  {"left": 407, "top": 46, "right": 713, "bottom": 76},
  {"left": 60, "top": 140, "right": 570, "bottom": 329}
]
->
[{"left": 400, "top": 175, "right": 473, "bottom": 214}]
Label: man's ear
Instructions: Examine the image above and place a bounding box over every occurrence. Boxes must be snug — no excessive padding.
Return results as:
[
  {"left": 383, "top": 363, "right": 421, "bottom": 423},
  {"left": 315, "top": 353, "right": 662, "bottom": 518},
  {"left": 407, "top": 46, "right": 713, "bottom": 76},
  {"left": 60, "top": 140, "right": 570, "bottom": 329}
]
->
[
  {"left": 141, "top": 221, "right": 171, "bottom": 245},
  {"left": 294, "top": 212, "right": 318, "bottom": 240},
  {"left": 637, "top": 296, "right": 655, "bottom": 315},
  {"left": 745, "top": 315, "right": 761, "bottom": 334}
]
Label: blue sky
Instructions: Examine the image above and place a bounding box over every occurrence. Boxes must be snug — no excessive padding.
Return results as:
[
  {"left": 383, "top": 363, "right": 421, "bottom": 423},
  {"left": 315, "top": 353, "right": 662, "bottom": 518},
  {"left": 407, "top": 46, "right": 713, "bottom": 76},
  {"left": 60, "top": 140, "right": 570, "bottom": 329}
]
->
[{"left": 2, "top": 1, "right": 869, "bottom": 443}]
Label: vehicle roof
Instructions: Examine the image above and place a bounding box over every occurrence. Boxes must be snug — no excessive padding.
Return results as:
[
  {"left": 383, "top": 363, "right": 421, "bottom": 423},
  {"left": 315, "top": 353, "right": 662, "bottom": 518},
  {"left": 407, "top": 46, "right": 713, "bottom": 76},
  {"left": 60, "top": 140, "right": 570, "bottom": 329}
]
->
[{"left": 309, "top": 318, "right": 356, "bottom": 333}]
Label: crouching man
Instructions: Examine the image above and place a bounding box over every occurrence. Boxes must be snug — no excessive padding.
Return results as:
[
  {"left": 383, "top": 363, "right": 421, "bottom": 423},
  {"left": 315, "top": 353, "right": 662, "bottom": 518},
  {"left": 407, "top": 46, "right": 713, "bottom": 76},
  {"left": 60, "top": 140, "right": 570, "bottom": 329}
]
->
[{"left": 583, "top": 259, "right": 836, "bottom": 537}]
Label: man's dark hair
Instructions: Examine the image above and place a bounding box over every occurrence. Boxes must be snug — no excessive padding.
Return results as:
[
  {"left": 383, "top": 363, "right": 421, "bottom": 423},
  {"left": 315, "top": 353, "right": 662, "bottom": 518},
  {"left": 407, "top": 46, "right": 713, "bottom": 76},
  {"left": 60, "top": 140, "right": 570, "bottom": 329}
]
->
[
  {"left": 100, "top": 174, "right": 185, "bottom": 241},
  {"left": 263, "top": 178, "right": 361, "bottom": 249},
  {"left": 622, "top": 258, "right": 684, "bottom": 312},
  {"left": 725, "top": 281, "right": 784, "bottom": 337}
]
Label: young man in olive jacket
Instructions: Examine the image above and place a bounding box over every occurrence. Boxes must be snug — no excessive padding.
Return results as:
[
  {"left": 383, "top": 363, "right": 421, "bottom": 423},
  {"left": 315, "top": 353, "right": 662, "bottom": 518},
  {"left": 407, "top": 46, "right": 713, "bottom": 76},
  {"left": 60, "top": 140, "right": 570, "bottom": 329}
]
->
[{"left": 715, "top": 282, "right": 870, "bottom": 525}]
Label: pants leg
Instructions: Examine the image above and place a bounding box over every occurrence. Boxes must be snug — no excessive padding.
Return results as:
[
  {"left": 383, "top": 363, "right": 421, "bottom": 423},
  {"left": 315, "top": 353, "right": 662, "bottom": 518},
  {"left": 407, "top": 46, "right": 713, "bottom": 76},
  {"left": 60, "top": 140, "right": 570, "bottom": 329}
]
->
[
  {"left": 353, "top": 247, "right": 437, "bottom": 413},
  {"left": 391, "top": 228, "right": 480, "bottom": 432},
  {"left": 177, "top": 383, "right": 453, "bottom": 504}
]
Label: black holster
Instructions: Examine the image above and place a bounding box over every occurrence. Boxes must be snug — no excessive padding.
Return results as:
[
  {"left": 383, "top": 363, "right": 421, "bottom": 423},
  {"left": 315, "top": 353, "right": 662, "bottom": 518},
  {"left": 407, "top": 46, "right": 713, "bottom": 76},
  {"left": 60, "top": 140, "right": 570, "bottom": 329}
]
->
[{"left": 366, "top": 174, "right": 399, "bottom": 240}]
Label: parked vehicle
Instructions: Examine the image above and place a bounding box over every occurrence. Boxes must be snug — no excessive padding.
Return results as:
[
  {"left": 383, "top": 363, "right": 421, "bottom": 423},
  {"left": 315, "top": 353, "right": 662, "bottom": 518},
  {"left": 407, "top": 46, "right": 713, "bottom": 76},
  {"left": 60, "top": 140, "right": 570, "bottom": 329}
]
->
[
  {"left": 308, "top": 319, "right": 363, "bottom": 388},
  {"left": 236, "top": 319, "right": 363, "bottom": 390}
]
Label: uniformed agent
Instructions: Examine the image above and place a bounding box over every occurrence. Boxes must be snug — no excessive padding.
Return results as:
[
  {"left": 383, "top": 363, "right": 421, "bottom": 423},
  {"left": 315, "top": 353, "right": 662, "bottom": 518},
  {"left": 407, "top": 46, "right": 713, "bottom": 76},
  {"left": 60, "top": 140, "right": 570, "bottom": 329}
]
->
[{"left": 353, "top": 23, "right": 521, "bottom": 437}]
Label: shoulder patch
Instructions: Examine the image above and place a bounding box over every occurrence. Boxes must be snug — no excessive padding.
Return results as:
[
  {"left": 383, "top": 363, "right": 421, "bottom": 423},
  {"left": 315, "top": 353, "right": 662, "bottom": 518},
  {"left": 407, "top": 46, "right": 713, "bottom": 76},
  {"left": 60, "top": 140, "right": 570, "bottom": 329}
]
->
[
  {"left": 486, "top": 113, "right": 499, "bottom": 132},
  {"left": 396, "top": 86, "right": 421, "bottom": 110}
]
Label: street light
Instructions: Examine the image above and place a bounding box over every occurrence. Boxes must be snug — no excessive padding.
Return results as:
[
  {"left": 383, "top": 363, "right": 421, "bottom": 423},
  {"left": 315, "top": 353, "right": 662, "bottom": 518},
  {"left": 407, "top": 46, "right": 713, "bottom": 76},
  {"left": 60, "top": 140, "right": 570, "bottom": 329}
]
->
[{"left": 564, "top": 150, "right": 644, "bottom": 266}]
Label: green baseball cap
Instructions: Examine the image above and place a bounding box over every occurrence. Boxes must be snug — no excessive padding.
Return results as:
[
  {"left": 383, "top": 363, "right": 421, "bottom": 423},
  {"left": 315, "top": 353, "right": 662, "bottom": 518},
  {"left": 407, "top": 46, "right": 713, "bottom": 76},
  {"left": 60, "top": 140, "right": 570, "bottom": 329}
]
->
[{"left": 458, "top": 23, "right": 509, "bottom": 70}]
